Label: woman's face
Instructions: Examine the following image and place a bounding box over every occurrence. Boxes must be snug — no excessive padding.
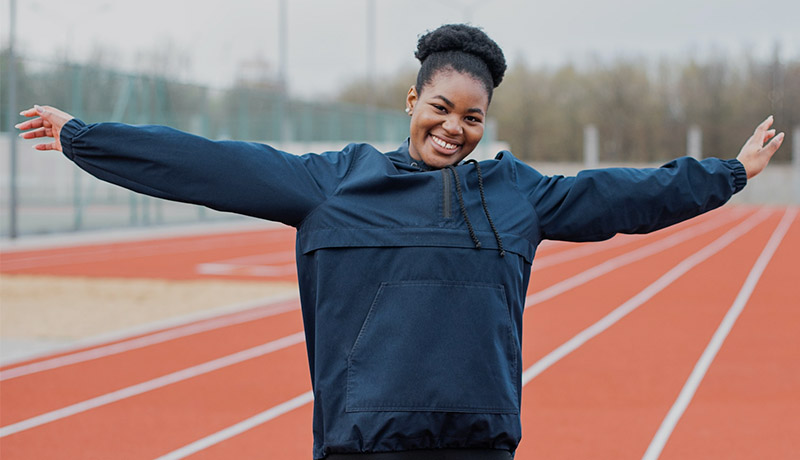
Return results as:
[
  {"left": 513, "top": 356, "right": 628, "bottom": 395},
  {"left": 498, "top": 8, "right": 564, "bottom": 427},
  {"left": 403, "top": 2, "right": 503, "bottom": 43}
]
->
[{"left": 406, "top": 70, "right": 489, "bottom": 169}]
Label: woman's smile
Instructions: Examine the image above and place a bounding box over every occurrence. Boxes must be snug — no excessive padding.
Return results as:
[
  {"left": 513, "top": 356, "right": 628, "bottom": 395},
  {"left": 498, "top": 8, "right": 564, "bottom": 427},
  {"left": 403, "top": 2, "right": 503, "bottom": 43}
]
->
[{"left": 430, "top": 134, "right": 461, "bottom": 154}]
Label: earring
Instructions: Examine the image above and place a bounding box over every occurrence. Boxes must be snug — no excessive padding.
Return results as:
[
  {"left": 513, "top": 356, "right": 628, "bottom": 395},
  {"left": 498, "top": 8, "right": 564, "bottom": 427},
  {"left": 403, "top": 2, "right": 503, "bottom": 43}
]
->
[{"left": 405, "top": 107, "right": 410, "bottom": 114}]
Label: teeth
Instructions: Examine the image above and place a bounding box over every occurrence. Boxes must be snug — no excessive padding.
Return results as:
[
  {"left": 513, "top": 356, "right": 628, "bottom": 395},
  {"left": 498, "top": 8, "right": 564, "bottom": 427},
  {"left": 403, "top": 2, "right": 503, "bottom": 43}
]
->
[{"left": 432, "top": 136, "right": 458, "bottom": 150}]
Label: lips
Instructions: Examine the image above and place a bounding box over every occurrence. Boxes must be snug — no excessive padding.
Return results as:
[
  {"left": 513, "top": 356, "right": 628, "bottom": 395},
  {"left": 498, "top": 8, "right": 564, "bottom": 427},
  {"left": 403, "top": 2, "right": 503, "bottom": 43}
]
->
[{"left": 430, "top": 134, "right": 461, "bottom": 154}]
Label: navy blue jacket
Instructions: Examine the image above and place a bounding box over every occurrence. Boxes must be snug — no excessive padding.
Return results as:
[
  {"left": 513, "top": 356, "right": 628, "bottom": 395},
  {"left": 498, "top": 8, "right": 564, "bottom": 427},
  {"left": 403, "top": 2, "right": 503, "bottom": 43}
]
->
[{"left": 61, "top": 119, "right": 746, "bottom": 458}]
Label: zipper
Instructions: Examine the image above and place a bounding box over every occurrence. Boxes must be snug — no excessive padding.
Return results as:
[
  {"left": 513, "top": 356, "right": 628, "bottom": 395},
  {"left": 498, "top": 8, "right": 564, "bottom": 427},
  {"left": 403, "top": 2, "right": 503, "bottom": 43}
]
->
[{"left": 441, "top": 169, "right": 452, "bottom": 218}]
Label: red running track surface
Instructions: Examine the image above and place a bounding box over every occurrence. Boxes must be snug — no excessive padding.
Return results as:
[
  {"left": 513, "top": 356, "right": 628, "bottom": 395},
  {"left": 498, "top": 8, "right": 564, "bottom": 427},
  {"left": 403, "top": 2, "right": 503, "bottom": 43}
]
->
[{"left": 1, "top": 206, "right": 798, "bottom": 459}]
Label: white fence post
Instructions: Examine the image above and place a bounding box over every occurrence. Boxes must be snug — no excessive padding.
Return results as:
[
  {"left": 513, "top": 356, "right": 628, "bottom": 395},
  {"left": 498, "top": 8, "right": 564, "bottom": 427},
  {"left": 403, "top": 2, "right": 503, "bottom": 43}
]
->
[
  {"left": 584, "top": 124, "right": 599, "bottom": 168},
  {"left": 687, "top": 124, "right": 702, "bottom": 160}
]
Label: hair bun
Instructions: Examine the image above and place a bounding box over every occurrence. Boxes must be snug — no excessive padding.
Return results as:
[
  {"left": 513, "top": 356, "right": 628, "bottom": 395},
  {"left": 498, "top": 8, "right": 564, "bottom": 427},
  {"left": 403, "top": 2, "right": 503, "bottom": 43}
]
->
[{"left": 415, "top": 24, "right": 506, "bottom": 88}]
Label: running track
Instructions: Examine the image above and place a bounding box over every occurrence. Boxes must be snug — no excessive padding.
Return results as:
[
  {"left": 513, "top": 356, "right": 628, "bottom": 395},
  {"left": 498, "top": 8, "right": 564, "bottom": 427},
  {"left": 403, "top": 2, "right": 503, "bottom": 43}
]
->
[{"left": 1, "top": 206, "right": 798, "bottom": 459}]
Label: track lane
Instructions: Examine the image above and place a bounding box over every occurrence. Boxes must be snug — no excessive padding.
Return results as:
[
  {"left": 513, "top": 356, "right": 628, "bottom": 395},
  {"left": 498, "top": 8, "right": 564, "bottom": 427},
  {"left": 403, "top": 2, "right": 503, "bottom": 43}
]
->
[
  {"left": 520, "top": 209, "right": 761, "bottom": 370},
  {"left": 0, "top": 296, "right": 300, "bottom": 379},
  {"left": 515, "top": 211, "right": 779, "bottom": 459},
  {"left": 0, "top": 344, "right": 312, "bottom": 459},
  {"left": 0, "top": 306, "right": 304, "bottom": 426},
  {"left": 181, "top": 403, "right": 315, "bottom": 460},
  {"left": 156, "top": 392, "right": 315, "bottom": 460},
  {"left": 525, "top": 209, "right": 741, "bottom": 301},
  {"left": 657, "top": 209, "right": 799, "bottom": 459},
  {"left": 0, "top": 227, "right": 297, "bottom": 281}
]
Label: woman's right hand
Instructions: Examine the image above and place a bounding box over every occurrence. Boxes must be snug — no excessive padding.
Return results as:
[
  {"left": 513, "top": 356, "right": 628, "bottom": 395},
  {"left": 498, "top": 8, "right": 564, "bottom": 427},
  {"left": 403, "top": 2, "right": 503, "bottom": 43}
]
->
[
  {"left": 16, "top": 105, "right": 75, "bottom": 152},
  {"left": 735, "top": 115, "right": 784, "bottom": 179}
]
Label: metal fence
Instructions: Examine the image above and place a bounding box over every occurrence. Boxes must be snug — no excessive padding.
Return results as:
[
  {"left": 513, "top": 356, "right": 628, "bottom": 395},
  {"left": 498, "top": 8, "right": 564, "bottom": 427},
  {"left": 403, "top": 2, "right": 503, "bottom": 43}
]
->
[{"left": 1, "top": 59, "right": 417, "bottom": 238}]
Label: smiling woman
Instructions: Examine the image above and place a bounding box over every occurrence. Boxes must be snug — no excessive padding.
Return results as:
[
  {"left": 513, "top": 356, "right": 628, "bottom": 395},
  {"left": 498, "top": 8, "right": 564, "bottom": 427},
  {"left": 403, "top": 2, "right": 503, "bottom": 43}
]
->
[{"left": 15, "top": 22, "right": 783, "bottom": 460}]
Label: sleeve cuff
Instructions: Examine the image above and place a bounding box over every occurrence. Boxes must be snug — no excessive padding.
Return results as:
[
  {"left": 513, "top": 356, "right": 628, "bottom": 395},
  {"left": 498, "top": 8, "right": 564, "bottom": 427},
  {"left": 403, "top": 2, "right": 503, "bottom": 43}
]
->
[
  {"left": 725, "top": 158, "right": 748, "bottom": 194},
  {"left": 60, "top": 118, "right": 87, "bottom": 161}
]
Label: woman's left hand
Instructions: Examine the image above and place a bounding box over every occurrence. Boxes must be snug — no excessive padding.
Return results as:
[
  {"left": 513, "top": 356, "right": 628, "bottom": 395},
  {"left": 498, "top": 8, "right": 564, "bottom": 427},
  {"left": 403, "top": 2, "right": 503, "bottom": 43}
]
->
[
  {"left": 15, "top": 105, "right": 75, "bottom": 152},
  {"left": 736, "top": 116, "right": 784, "bottom": 179}
]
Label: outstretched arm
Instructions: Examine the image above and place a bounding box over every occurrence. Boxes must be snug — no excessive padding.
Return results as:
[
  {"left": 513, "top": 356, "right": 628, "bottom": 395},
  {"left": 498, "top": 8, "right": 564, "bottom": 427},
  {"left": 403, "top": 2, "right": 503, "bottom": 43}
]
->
[
  {"left": 736, "top": 115, "right": 784, "bottom": 179},
  {"left": 15, "top": 105, "right": 354, "bottom": 226},
  {"left": 523, "top": 116, "right": 785, "bottom": 242}
]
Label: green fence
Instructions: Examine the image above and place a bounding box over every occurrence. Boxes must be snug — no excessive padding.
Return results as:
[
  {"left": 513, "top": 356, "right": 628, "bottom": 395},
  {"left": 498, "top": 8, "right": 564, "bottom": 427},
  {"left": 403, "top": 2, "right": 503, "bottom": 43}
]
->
[
  {"left": 1, "top": 58, "right": 411, "bottom": 142},
  {"left": 1, "top": 58, "right": 411, "bottom": 238}
]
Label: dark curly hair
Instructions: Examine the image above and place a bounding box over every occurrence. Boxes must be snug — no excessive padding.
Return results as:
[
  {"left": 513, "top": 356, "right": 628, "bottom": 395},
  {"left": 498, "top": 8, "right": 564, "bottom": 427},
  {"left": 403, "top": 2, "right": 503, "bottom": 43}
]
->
[{"left": 415, "top": 24, "right": 506, "bottom": 102}]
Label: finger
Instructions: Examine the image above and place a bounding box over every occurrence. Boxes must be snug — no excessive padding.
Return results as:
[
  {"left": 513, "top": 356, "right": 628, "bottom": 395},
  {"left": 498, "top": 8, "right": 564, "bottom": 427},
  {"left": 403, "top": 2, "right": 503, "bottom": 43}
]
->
[
  {"left": 20, "top": 105, "right": 53, "bottom": 122},
  {"left": 14, "top": 117, "right": 44, "bottom": 131},
  {"left": 19, "top": 127, "right": 52, "bottom": 139},
  {"left": 748, "top": 121, "right": 776, "bottom": 147},
  {"left": 765, "top": 132, "right": 785, "bottom": 154},
  {"left": 34, "top": 141, "right": 58, "bottom": 151},
  {"left": 19, "top": 107, "right": 40, "bottom": 118},
  {"left": 755, "top": 115, "right": 774, "bottom": 134}
]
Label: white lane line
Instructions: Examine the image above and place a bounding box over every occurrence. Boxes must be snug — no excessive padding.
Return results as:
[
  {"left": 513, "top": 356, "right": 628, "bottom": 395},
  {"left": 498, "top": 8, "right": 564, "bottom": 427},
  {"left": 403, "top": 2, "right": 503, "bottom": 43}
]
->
[
  {"left": 524, "top": 209, "right": 748, "bottom": 308},
  {"left": 530, "top": 208, "right": 745, "bottom": 270},
  {"left": 199, "top": 252, "right": 297, "bottom": 265},
  {"left": 196, "top": 263, "right": 297, "bottom": 277},
  {"left": 0, "top": 298, "right": 300, "bottom": 381},
  {"left": 522, "top": 209, "right": 771, "bottom": 385},
  {"left": 0, "top": 231, "right": 292, "bottom": 271},
  {"left": 532, "top": 237, "right": 635, "bottom": 270},
  {"left": 529, "top": 209, "right": 735, "bottom": 272},
  {"left": 195, "top": 251, "right": 298, "bottom": 277},
  {"left": 641, "top": 208, "right": 797, "bottom": 460},
  {"left": 153, "top": 390, "right": 315, "bottom": 460},
  {"left": 0, "top": 221, "right": 281, "bottom": 253},
  {"left": 0, "top": 332, "right": 306, "bottom": 438}
]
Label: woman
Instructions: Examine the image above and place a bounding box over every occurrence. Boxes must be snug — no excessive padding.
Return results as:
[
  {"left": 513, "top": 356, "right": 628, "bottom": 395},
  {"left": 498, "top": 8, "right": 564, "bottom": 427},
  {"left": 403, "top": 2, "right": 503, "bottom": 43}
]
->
[{"left": 17, "top": 24, "right": 783, "bottom": 460}]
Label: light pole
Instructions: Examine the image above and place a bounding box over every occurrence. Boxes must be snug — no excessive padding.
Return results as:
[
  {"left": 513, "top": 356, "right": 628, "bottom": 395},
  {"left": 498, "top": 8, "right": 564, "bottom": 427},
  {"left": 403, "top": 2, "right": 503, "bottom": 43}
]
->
[
  {"left": 7, "top": 0, "right": 19, "bottom": 239},
  {"left": 366, "top": 0, "right": 376, "bottom": 141},
  {"left": 278, "top": 0, "right": 290, "bottom": 145}
]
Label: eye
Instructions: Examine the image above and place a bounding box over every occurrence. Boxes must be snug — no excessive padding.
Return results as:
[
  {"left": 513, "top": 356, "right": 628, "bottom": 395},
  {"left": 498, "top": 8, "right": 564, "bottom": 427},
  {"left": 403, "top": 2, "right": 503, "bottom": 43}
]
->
[
  {"left": 431, "top": 104, "right": 447, "bottom": 113},
  {"left": 465, "top": 115, "right": 483, "bottom": 124}
]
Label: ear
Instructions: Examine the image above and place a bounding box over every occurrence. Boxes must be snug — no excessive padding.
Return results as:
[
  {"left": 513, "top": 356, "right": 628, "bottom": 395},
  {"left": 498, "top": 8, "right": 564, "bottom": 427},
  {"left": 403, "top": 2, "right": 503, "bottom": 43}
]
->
[{"left": 406, "top": 86, "right": 418, "bottom": 114}]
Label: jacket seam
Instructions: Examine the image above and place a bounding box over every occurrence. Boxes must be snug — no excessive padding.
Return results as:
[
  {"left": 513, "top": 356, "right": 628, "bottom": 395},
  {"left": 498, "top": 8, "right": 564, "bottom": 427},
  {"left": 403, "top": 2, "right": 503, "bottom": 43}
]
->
[
  {"left": 296, "top": 144, "right": 362, "bottom": 229},
  {"left": 511, "top": 157, "right": 545, "bottom": 242}
]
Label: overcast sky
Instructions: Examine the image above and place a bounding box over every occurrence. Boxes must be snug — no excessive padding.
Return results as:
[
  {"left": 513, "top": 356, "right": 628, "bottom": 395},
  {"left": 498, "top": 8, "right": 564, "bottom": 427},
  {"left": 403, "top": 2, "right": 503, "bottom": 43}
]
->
[{"left": 3, "top": 0, "right": 799, "bottom": 98}]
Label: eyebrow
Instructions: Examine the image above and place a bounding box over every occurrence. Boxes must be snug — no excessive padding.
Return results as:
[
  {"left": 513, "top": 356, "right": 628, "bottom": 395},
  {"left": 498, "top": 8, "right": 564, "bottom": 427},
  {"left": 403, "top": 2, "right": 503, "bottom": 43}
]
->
[{"left": 433, "top": 95, "right": 485, "bottom": 116}]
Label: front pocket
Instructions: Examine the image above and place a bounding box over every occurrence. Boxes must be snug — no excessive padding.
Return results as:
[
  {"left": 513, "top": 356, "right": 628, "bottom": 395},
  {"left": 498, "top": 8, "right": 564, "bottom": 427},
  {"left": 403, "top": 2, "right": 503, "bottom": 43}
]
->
[{"left": 346, "top": 280, "right": 519, "bottom": 414}]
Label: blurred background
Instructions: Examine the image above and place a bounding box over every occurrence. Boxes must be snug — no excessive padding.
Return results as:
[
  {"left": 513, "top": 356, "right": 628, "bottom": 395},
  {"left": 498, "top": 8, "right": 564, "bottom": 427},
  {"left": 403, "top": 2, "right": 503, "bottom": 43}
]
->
[{"left": 2, "top": 0, "right": 799, "bottom": 238}]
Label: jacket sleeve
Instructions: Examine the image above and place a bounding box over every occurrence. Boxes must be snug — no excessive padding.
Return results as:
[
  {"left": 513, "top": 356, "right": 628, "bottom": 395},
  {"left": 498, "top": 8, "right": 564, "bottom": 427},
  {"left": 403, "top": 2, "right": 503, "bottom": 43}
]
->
[
  {"left": 60, "top": 118, "right": 354, "bottom": 227},
  {"left": 516, "top": 156, "right": 748, "bottom": 242}
]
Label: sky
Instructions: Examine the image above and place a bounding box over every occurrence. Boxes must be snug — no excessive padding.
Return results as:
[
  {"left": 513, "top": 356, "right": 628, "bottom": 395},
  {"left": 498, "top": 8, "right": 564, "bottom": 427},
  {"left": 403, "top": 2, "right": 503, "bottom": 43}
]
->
[{"left": 3, "top": 0, "right": 799, "bottom": 99}]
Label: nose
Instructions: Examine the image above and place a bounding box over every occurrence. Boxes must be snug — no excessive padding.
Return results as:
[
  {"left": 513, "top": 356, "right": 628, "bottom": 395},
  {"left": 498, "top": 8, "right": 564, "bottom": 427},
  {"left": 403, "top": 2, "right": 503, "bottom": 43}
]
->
[{"left": 442, "top": 115, "right": 463, "bottom": 136}]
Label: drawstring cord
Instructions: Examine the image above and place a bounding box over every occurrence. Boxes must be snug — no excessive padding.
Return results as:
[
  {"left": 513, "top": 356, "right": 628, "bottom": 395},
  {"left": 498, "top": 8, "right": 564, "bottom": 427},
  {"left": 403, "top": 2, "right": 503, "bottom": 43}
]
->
[
  {"left": 446, "top": 165, "right": 481, "bottom": 249},
  {"left": 446, "top": 162, "right": 506, "bottom": 258},
  {"left": 466, "top": 160, "right": 506, "bottom": 257}
]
